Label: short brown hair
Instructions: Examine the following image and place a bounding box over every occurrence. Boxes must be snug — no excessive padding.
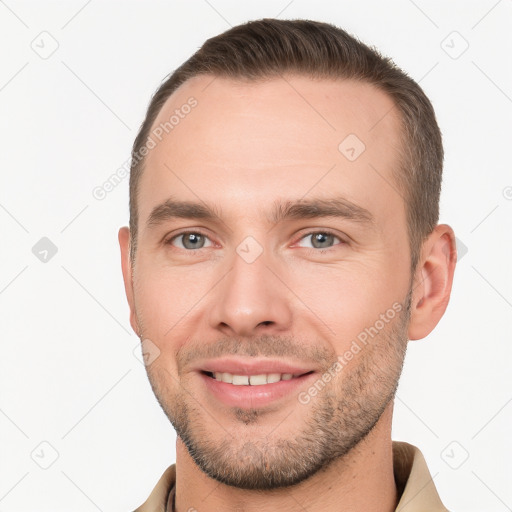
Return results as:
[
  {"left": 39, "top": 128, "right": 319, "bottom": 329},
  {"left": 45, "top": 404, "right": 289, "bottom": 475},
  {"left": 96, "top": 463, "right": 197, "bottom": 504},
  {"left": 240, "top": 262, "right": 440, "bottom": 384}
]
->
[{"left": 129, "top": 18, "right": 443, "bottom": 270}]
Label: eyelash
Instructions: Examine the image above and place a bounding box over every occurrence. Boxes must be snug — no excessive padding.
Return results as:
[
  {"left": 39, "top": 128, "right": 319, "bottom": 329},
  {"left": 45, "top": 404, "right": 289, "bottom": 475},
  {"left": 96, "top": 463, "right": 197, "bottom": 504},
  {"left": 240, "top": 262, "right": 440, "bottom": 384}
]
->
[{"left": 164, "top": 229, "right": 345, "bottom": 252}]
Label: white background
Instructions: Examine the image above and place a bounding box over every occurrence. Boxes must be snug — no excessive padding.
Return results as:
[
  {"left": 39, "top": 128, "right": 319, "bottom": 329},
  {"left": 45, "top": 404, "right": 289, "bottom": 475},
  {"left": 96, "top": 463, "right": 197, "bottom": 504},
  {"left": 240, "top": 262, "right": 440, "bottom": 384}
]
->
[{"left": 1, "top": 1, "right": 511, "bottom": 511}]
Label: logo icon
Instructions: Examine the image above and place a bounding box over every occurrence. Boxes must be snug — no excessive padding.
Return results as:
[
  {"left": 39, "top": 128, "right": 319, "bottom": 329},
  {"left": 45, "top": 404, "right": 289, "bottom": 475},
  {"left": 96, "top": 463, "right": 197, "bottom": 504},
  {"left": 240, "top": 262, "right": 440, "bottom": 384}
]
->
[
  {"left": 338, "top": 134, "right": 366, "bottom": 162},
  {"left": 30, "top": 31, "right": 59, "bottom": 60},
  {"left": 133, "top": 339, "right": 161, "bottom": 366},
  {"left": 441, "top": 31, "right": 469, "bottom": 60},
  {"left": 236, "top": 236, "right": 264, "bottom": 264},
  {"left": 30, "top": 441, "right": 59, "bottom": 469},
  {"left": 32, "top": 237, "right": 58, "bottom": 263},
  {"left": 441, "top": 440, "right": 469, "bottom": 470}
]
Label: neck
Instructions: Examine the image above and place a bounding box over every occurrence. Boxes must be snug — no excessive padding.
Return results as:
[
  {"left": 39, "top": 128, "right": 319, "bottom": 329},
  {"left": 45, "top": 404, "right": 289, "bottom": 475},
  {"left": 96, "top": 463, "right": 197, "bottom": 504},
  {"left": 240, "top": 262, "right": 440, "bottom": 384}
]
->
[{"left": 174, "top": 403, "right": 397, "bottom": 512}]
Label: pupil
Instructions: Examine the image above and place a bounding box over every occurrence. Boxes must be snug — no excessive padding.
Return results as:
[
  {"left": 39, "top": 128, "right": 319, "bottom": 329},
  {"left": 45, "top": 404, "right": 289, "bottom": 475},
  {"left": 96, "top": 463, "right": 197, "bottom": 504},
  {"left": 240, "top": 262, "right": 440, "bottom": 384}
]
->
[
  {"left": 184, "top": 233, "right": 204, "bottom": 249},
  {"left": 313, "top": 233, "right": 332, "bottom": 248}
]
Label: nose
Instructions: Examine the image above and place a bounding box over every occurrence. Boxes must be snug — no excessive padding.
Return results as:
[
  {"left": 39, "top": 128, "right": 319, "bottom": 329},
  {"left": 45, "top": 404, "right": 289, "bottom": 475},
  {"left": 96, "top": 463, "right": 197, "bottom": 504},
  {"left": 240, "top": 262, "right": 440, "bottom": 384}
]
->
[{"left": 208, "top": 246, "right": 293, "bottom": 338}]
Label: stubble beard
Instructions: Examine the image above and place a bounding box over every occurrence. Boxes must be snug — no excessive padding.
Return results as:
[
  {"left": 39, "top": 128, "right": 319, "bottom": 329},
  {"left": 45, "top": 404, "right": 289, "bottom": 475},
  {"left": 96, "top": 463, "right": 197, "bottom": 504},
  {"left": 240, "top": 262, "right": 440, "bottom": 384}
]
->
[{"left": 144, "top": 292, "right": 411, "bottom": 490}]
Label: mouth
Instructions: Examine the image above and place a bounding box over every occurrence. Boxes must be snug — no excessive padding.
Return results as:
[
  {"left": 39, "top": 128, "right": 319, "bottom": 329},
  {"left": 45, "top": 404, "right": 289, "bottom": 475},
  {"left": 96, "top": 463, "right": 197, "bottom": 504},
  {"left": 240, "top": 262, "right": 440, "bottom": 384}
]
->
[
  {"left": 195, "top": 359, "right": 318, "bottom": 408},
  {"left": 202, "top": 370, "right": 313, "bottom": 386}
]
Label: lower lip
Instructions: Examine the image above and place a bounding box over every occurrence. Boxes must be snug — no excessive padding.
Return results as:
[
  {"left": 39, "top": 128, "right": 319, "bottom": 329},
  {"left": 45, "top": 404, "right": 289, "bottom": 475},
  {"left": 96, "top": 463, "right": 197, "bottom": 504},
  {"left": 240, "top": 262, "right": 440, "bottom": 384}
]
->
[{"left": 200, "top": 372, "right": 316, "bottom": 408}]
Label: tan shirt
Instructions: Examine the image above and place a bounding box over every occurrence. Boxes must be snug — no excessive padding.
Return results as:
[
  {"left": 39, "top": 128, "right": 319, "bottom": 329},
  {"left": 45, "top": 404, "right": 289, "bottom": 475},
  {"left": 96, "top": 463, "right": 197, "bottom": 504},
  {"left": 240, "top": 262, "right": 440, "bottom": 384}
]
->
[{"left": 134, "top": 441, "right": 449, "bottom": 511}]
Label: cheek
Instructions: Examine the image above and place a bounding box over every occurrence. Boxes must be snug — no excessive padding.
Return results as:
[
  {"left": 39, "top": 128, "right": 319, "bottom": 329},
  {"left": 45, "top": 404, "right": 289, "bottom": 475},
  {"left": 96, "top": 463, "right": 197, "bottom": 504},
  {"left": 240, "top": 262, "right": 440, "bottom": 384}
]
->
[
  {"left": 286, "top": 262, "right": 404, "bottom": 347},
  {"left": 136, "top": 256, "right": 202, "bottom": 313},
  {"left": 134, "top": 270, "right": 171, "bottom": 333},
  {"left": 133, "top": 265, "right": 203, "bottom": 355}
]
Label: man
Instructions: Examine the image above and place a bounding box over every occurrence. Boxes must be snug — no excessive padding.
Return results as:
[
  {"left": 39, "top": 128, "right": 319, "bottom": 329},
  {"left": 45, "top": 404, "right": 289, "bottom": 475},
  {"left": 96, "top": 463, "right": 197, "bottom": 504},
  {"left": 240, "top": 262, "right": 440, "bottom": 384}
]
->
[{"left": 119, "top": 18, "right": 456, "bottom": 511}]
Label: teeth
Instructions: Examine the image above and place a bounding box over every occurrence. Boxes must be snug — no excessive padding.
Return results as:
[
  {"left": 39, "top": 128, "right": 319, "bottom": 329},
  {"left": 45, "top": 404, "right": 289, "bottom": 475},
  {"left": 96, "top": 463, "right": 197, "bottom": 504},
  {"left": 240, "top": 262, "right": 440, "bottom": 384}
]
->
[
  {"left": 249, "top": 374, "right": 267, "bottom": 386},
  {"left": 211, "top": 372, "right": 300, "bottom": 385},
  {"left": 232, "top": 375, "right": 249, "bottom": 385}
]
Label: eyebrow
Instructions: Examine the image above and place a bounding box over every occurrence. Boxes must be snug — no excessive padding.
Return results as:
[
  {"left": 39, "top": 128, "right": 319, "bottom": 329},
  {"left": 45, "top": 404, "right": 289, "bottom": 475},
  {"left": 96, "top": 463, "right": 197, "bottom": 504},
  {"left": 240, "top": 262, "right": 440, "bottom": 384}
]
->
[
  {"left": 145, "top": 196, "right": 374, "bottom": 229},
  {"left": 146, "top": 198, "right": 221, "bottom": 228},
  {"left": 269, "top": 197, "right": 374, "bottom": 225}
]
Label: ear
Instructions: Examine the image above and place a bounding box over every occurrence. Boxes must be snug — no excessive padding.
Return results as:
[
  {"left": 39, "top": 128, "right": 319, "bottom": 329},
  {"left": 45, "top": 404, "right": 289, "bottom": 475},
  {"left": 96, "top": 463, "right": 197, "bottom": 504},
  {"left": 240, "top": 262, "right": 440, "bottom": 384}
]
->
[
  {"left": 118, "top": 226, "right": 140, "bottom": 336},
  {"left": 408, "top": 224, "right": 457, "bottom": 340}
]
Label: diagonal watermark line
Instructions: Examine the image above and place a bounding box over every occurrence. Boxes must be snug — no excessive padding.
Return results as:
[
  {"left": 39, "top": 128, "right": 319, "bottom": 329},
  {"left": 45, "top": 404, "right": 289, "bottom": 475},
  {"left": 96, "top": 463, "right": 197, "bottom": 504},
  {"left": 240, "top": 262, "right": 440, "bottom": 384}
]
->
[
  {"left": 201, "top": 75, "right": 217, "bottom": 92},
  {"left": 61, "top": 369, "right": 131, "bottom": 439},
  {"left": 0, "top": 472, "right": 29, "bottom": 503},
  {"left": 266, "top": 164, "right": 337, "bottom": 235},
  {"left": 0, "top": 202, "right": 29, "bottom": 232},
  {"left": 472, "top": 395, "right": 512, "bottom": 439},
  {"left": 163, "top": 163, "right": 233, "bottom": 234},
  {"left": 275, "top": 0, "right": 295, "bottom": 18},
  {"left": 298, "top": 164, "right": 337, "bottom": 202},
  {"left": 408, "top": 0, "right": 439, "bottom": 28},
  {"left": 472, "top": 471, "right": 512, "bottom": 510},
  {"left": 371, "top": 54, "right": 441, "bottom": 130},
  {"left": 0, "top": 408, "right": 29, "bottom": 438},
  {"left": 411, "top": 264, "right": 438, "bottom": 296},
  {"left": 158, "top": 365, "right": 233, "bottom": 437},
  {"left": 368, "top": 60, "right": 439, "bottom": 130},
  {"left": 265, "top": 265, "right": 336, "bottom": 335},
  {"left": 395, "top": 395, "right": 439, "bottom": 438},
  {"left": 368, "top": 163, "right": 406, "bottom": 202},
  {"left": 472, "top": 0, "right": 503, "bottom": 30},
  {"left": 61, "top": 471, "right": 103, "bottom": 511},
  {"left": 470, "top": 204, "right": 499, "bottom": 233},
  {"left": 0, "top": 0, "right": 29, "bottom": 28},
  {"left": 396, "top": 472, "right": 440, "bottom": 511},
  {"left": 203, "top": 0, "right": 232, "bottom": 27},
  {"left": 418, "top": 61, "right": 439, "bottom": 84},
  {"left": 265, "top": 409, "right": 294, "bottom": 438},
  {"left": 61, "top": 61, "right": 131, "bottom": 130},
  {"left": 61, "top": 265, "right": 132, "bottom": 334},
  {"left": 60, "top": 204, "right": 89, "bottom": 233},
  {"left": 0, "top": 265, "right": 28, "bottom": 295},
  {"left": 471, "top": 265, "right": 512, "bottom": 309},
  {"left": 199, "top": 479, "right": 222, "bottom": 504},
  {"left": 61, "top": 0, "right": 94, "bottom": 29},
  {"left": 0, "top": 62, "right": 29, "bottom": 92},
  {"left": 279, "top": 74, "right": 337, "bottom": 131},
  {"left": 472, "top": 61, "right": 512, "bottom": 104},
  {"left": 283, "top": 488, "right": 311, "bottom": 512},
  {"left": 369, "top": 105, "right": 395, "bottom": 132}
]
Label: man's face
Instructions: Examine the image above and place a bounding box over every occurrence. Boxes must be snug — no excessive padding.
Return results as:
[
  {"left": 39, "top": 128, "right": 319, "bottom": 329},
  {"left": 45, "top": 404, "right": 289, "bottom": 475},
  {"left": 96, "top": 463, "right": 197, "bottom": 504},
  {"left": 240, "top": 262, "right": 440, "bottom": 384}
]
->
[{"left": 125, "top": 75, "right": 414, "bottom": 489}]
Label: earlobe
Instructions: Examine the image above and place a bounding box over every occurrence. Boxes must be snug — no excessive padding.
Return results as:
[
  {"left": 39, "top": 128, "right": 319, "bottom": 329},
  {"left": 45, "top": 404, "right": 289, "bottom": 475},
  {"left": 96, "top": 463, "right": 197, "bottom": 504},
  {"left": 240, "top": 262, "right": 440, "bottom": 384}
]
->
[
  {"left": 118, "top": 226, "right": 140, "bottom": 336},
  {"left": 408, "top": 224, "right": 457, "bottom": 340}
]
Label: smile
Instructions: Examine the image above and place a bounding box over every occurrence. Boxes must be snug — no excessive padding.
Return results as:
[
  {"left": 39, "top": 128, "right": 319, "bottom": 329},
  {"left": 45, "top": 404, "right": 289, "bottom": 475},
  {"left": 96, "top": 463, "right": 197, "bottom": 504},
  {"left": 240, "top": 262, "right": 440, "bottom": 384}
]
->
[
  {"left": 199, "top": 365, "right": 316, "bottom": 408},
  {"left": 206, "top": 371, "right": 310, "bottom": 385}
]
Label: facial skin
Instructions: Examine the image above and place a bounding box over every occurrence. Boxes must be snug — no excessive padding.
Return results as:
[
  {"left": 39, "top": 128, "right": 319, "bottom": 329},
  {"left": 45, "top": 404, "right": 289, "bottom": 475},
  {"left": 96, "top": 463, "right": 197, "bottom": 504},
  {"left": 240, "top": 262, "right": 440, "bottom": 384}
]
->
[{"left": 119, "top": 75, "right": 456, "bottom": 511}]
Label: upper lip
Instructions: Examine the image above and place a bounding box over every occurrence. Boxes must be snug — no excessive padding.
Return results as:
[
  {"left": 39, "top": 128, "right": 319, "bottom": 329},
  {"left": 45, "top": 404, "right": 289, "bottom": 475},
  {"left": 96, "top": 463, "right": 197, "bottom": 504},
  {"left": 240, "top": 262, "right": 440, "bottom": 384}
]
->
[{"left": 192, "top": 357, "right": 316, "bottom": 376}]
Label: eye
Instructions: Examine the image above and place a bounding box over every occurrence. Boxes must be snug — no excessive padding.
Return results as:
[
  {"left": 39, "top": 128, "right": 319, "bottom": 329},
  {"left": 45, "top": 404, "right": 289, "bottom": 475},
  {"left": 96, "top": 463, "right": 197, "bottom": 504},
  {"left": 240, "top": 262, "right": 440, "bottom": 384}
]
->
[
  {"left": 296, "top": 231, "right": 343, "bottom": 250},
  {"left": 167, "top": 232, "right": 213, "bottom": 250}
]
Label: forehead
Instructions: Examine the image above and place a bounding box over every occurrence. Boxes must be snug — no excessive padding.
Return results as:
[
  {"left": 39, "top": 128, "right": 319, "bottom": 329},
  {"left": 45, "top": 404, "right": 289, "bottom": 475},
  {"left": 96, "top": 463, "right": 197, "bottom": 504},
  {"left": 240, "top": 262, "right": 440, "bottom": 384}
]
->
[{"left": 138, "top": 74, "right": 404, "bottom": 228}]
